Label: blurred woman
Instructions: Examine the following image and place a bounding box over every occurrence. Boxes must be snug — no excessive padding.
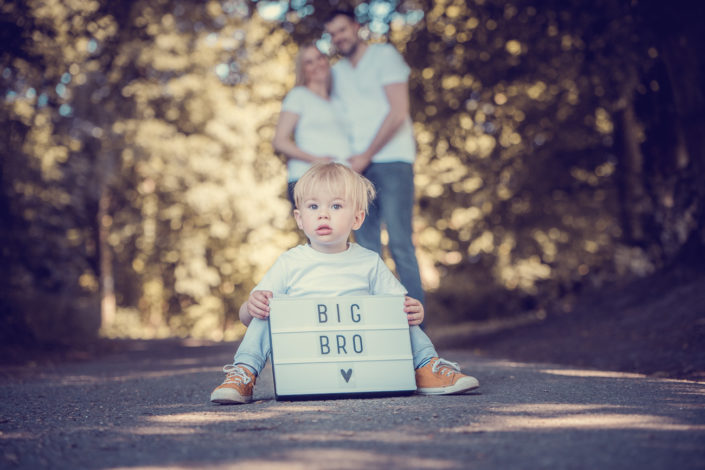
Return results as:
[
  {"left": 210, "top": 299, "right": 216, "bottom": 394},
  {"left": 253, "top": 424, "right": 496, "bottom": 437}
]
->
[{"left": 273, "top": 43, "right": 351, "bottom": 203}]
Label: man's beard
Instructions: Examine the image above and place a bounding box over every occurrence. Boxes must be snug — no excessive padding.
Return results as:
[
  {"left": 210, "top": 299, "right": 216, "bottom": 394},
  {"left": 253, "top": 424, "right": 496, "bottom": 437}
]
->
[{"left": 338, "top": 40, "right": 359, "bottom": 58}]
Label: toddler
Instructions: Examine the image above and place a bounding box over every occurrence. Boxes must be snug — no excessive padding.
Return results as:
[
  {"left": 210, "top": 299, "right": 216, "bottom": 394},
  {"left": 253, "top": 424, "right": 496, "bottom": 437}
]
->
[{"left": 211, "top": 162, "right": 479, "bottom": 404}]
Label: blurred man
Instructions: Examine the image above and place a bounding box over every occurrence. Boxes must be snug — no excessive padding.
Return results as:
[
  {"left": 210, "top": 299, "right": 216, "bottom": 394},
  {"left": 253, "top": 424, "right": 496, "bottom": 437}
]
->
[{"left": 325, "top": 9, "right": 424, "bottom": 306}]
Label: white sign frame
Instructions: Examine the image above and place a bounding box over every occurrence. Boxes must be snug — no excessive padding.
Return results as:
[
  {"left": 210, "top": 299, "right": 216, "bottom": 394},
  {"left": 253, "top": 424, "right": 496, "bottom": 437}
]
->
[{"left": 268, "top": 295, "right": 416, "bottom": 400}]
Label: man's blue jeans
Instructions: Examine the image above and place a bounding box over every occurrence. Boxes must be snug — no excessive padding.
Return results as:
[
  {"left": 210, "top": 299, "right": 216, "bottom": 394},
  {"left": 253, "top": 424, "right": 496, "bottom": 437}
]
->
[
  {"left": 234, "top": 318, "right": 437, "bottom": 374},
  {"left": 355, "top": 162, "right": 425, "bottom": 304}
]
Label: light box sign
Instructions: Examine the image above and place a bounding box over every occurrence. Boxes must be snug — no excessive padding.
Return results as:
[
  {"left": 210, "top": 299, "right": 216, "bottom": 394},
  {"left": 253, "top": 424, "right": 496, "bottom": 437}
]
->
[{"left": 268, "top": 295, "right": 416, "bottom": 400}]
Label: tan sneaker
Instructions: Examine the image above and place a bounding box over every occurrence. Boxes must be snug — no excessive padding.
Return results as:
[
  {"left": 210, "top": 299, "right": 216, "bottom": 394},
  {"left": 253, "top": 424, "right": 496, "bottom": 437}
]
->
[
  {"left": 415, "top": 357, "right": 479, "bottom": 395},
  {"left": 210, "top": 364, "right": 256, "bottom": 404}
]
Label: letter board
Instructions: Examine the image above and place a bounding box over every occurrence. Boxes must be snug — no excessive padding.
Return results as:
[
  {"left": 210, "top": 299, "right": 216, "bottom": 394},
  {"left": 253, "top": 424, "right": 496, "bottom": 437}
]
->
[{"left": 268, "top": 295, "right": 416, "bottom": 400}]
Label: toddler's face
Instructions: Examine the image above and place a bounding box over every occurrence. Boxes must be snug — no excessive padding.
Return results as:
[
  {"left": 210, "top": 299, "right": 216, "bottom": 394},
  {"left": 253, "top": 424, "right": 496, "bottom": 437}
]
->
[{"left": 294, "top": 187, "right": 364, "bottom": 253}]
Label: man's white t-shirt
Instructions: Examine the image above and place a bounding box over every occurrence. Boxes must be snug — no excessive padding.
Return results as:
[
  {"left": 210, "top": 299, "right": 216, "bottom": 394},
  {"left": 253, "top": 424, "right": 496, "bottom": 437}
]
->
[
  {"left": 280, "top": 86, "right": 352, "bottom": 181},
  {"left": 253, "top": 243, "right": 407, "bottom": 298},
  {"left": 331, "top": 43, "right": 416, "bottom": 164}
]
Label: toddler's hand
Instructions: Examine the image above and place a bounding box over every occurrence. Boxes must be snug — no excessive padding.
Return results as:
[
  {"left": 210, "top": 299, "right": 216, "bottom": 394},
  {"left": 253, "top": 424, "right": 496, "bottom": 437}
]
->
[
  {"left": 404, "top": 296, "right": 424, "bottom": 326},
  {"left": 248, "top": 290, "right": 273, "bottom": 319}
]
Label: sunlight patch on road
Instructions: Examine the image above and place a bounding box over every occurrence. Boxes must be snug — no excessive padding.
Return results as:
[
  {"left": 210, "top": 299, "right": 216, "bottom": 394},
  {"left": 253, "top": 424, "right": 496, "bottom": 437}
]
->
[
  {"left": 145, "top": 405, "right": 331, "bottom": 425},
  {"left": 111, "top": 366, "right": 216, "bottom": 381},
  {"left": 489, "top": 403, "right": 623, "bottom": 413},
  {"left": 125, "top": 406, "right": 334, "bottom": 436},
  {"left": 224, "top": 448, "right": 458, "bottom": 470},
  {"left": 278, "top": 429, "right": 436, "bottom": 444},
  {"left": 53, "top": 366, "right": 215, "bottom": 385},
  {"left": 0, "top": 431, "right": 34, "bottom": 440},
  {"left": 540, "top": 368, "right": 647, "bottom": 379},
  {"left": 162, "top": 357, "right": 212, "bottom": 366},
  {"left": 128, "top": 425, "right": 196, "bottom": 435},
  {"left": 541, "top": 368, "right": 705, "bottom": 385},
  {"left": 442, "top": 403, "right": 705, "bottom": 433}
]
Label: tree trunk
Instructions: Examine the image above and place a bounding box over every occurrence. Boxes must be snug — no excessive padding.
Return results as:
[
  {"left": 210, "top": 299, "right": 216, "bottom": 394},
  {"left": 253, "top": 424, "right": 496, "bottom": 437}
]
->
[
  {"left": 98, "top": 188, "right": 116, "bottom": 330},
  {"left": 614, "top": 95, "right": 652, "bottom": 245},
  {"left": 641, "top": 0, "right": 705, "bottom": 259}
]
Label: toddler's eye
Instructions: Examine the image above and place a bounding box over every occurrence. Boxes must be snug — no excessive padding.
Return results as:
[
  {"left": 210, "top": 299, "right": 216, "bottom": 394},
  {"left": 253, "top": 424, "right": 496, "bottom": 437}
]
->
[
  {"left": 332, "top": 203, "right": 342, "bottom": 210},
  {"left": 308, "top": 203, "right": 318, "bottom": 210}
]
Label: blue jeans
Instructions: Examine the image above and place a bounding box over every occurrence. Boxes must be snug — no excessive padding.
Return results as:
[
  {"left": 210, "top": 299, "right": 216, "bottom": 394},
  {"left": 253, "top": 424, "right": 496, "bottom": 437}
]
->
[
  {"left": 233, "top": 318, "right": 437, "bottom": 374},
  {"left": 355, "top": 162, "right": 425, "bottom": 305}
]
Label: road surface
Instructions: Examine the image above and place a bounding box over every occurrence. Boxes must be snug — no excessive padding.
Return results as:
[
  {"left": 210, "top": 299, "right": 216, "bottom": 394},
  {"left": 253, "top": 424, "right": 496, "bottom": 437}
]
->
[{"left": 1, "top": 339, "right": 704, "bottom": 469}]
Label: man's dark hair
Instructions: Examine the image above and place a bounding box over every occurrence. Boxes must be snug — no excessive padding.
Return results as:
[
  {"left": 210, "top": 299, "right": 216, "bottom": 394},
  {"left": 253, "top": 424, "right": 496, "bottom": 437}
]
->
[{"left": 324, "top": 9, "right": 357, "bottom": 25}]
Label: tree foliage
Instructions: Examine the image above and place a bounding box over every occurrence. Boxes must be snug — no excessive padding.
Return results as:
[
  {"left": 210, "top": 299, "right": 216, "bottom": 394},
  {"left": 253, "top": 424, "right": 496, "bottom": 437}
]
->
[{"left": 1, "top": 0, "right": 703, "bottom": 344}]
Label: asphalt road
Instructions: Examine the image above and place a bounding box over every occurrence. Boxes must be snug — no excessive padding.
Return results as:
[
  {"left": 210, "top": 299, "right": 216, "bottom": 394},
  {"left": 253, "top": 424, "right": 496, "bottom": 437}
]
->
[{"left": 1, "top": 339, "right": 704, "bottom": 469}]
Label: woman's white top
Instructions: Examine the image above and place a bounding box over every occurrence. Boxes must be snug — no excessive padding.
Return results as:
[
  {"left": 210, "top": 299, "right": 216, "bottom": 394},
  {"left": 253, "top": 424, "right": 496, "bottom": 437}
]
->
[{"left": 281, "top": 86, "right": 352, "bottom": 182}]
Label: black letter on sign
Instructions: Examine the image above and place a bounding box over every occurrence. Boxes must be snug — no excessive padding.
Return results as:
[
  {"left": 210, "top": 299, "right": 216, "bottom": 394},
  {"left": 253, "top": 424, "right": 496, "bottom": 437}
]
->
[
  {"left": 336, "top": 304, "right": 341, "bottom": 322},
  {"left": 336, "top": 335, "right": 347, "bottom": 354},
  {"left": 317, "top": 304, "right": 327, "bottom": 323},
  {"left": 350, "top": 304, "right": 361, "bottom": 322},
  {"left": 319, "top": 335, "right": 330, "bottom": 355},
  {"left": 353, "top": 334, "right": 363, "bottom": 353}
]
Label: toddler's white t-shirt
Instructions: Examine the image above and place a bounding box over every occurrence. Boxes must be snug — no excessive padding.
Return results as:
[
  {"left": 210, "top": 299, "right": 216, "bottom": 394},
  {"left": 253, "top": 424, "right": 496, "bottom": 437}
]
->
[{"left": 253, "top": 243, "right": 407, "bottom": 298}]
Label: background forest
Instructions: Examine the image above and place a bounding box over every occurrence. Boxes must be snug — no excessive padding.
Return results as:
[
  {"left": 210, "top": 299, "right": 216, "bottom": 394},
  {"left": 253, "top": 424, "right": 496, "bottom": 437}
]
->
[{"left": 1, "top": 0, "right": 703, "bottom": 347}]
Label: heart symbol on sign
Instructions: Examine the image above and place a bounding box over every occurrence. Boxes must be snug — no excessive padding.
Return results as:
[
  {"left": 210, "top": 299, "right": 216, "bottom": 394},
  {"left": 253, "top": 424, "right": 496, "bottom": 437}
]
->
[{"left": 340, "top": 368, "right": 353, "bottom": 383}]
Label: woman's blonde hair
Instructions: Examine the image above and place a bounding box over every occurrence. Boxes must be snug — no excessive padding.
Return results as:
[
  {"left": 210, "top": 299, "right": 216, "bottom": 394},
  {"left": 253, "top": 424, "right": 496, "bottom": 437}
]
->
[
  {"left": 294, "top": 42, "right": 331, "bottom": 93},
  {"left": 294, "top": 162, "right": 376, "bottom": 214}
]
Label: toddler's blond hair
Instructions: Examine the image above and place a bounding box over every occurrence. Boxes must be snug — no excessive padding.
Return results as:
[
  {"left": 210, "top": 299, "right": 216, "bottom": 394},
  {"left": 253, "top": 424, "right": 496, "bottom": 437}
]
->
[{"left": 294, "top": 162, "right": 376, "bottom": 214}]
